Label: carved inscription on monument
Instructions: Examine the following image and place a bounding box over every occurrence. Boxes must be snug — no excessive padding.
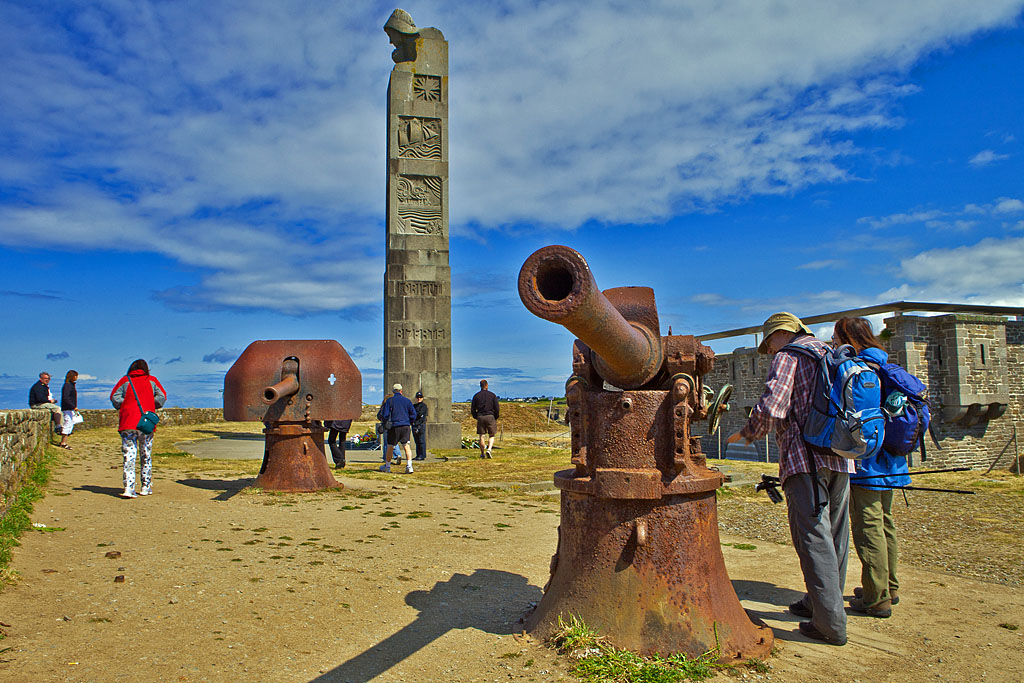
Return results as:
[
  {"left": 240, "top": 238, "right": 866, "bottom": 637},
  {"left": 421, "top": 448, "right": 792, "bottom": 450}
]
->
[
  {"left": 399, "top": 280, "right": 446, "bottom": 296},
  {"left": 413, "top": 75, "right": 442, "bottom": 102},
  {"left": 392, "top": 325, "right": 448, "bottom": 343},
  {"left": 395, "top": 175, "right": 443, "bottom": 235},
  {"left": 398, "top": 117, "right": 441, "bottom": 159}
]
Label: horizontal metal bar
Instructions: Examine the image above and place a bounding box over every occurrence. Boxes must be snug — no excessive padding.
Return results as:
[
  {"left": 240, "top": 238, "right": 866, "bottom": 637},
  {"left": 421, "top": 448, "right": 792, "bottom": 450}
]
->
[{"left": 697, "top": 301, "right": 1024, "bottom": 342}]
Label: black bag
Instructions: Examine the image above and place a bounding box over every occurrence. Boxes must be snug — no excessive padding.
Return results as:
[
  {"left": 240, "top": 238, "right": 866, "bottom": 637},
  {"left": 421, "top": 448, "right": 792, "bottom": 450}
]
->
[
  {"left": 377, "top": 399, "right": 392, "bottom": 432},
  {"left": 127, "top": 376, "right": 160, "bottom": 434}
]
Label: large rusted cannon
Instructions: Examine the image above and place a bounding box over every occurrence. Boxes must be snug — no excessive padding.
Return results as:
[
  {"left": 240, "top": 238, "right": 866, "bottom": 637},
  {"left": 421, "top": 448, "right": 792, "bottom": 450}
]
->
[
  {"left": 518, "top": 246, "right": 772, "bottom": 663},
  {"left": 224, "top": 340, "right": 361, "bottom": 492}
]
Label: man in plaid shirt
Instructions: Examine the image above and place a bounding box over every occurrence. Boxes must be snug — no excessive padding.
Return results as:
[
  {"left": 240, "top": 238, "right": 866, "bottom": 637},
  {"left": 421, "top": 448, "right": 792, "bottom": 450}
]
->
[{"left": 727, "top": 312, "right": 855, "bottom": 646}]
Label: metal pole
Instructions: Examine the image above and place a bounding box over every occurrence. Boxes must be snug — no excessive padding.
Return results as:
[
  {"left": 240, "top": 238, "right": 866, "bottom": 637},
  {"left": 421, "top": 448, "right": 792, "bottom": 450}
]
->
[{"left": 765, "top": 435, "right": 770, "bottom": 463}]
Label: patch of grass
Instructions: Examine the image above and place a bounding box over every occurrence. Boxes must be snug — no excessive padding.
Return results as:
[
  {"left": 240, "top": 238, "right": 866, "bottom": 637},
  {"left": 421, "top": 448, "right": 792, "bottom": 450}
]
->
[
  {"left": 406, "top": 511, "right": 432, "bottom": 518},
  {"left": 549, "top": 614, "right": 720, "bottom": 682},
  {"left": 379, "top": 511, "right": 400, "bottom": 517},
  {"left": 88, "top": 617, "right": 112, "bottom": 623},
  {"left": 999, "top": 622, "right": 1019, "bottom": 631},
  {"left": 32, "top": 525, "right": 66, "bottom": 533},
  {"left": 0, "top": 447, "right": 58, "bottom": 589},
  {"left": 723, "top": 543, "right": 757, "bottom": 551},
  {"left": 500, "top": 652, "right": 522, "bottom": 659},
  {"left": 744, "top": 658, "right": 771, "bottom": 673}
]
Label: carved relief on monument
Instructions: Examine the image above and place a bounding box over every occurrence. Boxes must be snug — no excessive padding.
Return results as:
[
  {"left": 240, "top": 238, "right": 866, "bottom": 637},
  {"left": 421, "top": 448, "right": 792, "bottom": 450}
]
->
[
  {"left": 413, "top": 75, "right": 442, "bottom": 102},
  {"left": 397, "top": 117, "right": 441, "bottom": 159},
  {"left": 395, "top": 175, "right": 443, "bottom": 235}
]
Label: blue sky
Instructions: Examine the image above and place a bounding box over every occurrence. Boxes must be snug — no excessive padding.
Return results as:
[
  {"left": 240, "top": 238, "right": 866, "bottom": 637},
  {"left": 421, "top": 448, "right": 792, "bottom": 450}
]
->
[{"left": 2, "top": 1, "right": 1023, "bottom": 409}]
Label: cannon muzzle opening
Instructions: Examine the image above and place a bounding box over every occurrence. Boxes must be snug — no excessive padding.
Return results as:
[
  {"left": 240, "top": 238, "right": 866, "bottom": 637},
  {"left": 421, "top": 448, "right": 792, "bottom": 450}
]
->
[
  {"left": 262, "top": 357, "right": 300, "bottom": 405},
  {"left": 518, "top": 245, "right": 662, "bottom": 389}
]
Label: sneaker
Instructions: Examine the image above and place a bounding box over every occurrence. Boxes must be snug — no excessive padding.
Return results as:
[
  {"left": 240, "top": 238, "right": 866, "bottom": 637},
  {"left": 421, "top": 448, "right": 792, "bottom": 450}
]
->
[
  {"left": 405, "top": 463, "right": 414, "bottom": 474},
  {"left": 138, "top": 486, "right": 153, "bottom": 496},
  {"left": 378, "top": 464, "right": 391, "bottom": 473},
  {"left": 798, "top": 621, "right": 846, "bottom": 646},
  {"left": 848, "top": 597, "right": 892, "bottom": 618},
  {"left": 121, "top": 488, "right": 137, "bottom": 499},
  {"left": 854, "top": 586, "right": 899, "bottom": 605},
  {"left": 486, "top": 448, "right": 492, "bottom": 458},
  {"left": 789, "top": 599, "right": 812, "bottom": 618}
]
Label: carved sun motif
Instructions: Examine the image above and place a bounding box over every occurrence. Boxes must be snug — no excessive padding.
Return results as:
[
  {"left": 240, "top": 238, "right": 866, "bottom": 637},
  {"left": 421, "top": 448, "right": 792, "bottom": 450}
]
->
[{"left": 413, "top": 75, "right": 441, "bottom": 102}]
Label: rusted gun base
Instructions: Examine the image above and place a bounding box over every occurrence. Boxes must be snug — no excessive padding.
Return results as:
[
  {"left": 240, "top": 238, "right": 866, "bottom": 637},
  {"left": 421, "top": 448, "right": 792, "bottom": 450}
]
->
[
  {"left": 526, "top": 488, "right": 773, "bottom": 663},
  {"left": 253, "top": 422, "right": 341, "bottom": 492}
]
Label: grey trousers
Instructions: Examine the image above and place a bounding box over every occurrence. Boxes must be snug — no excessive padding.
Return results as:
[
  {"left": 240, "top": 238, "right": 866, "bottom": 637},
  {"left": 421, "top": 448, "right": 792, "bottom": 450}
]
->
[{"left": 783, "top": 467, "right": 851, "bottom": 642}]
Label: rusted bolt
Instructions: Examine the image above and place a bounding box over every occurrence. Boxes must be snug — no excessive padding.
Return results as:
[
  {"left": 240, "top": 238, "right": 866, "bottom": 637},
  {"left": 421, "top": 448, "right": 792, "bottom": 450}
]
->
[
  {"left": 621, "top": 397, "right": 633, "bottom": 411},
  {"left": 635, "top": 520, "right": 647, "bottom": 547},
  {"left": 305, "top": 394, "right": 313, "bottom": 401}
]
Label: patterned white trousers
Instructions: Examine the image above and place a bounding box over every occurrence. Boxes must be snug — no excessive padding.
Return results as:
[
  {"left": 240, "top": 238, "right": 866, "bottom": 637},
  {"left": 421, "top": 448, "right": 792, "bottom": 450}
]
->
[{"left": 121, "top": 431, "right": 154, "bottom": 491}]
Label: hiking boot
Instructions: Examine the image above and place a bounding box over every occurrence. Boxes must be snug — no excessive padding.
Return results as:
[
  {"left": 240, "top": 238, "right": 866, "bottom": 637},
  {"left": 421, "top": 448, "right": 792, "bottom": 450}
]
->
[
  {"left": 798, "top": 621, "right": 847, "bottom": 646},
  {"left": 789, "top": 600, "right": 812, "bottom": 618},
  {"left": 854, "top": 586, "right": 899, "bottom": 605},
  {"left": 849, "top": 597, "right": 892, "bottom": 618}
]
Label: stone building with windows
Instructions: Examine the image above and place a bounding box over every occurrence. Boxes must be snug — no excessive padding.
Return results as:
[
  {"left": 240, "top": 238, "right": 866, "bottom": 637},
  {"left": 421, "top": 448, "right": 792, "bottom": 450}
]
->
[{"left": 700, "top": 302, "right": 1024, "bottom": 471}]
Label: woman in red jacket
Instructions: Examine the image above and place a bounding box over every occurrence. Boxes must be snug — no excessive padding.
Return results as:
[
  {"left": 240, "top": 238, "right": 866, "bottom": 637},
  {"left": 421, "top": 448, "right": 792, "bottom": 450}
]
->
[{"left": 109, "top": 359, "right": 167, "bottom": 499}]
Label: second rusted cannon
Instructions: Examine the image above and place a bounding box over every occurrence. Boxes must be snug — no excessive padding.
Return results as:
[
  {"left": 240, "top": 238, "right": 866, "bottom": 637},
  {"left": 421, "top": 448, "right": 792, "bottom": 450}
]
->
[
  {"left": 224, "top": 340, "right": 361, "bottom": 492},
  {"left": 518, "top": 245, "right": 772, "bottom": 663}
]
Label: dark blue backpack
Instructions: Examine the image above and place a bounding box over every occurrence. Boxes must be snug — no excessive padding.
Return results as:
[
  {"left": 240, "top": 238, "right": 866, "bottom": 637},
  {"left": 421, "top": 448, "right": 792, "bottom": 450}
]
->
[
  {"left": 870, "top": 362, "right": 930, "bottom": 457},
  {"left": 783, "top": 342, "right": 885, "bottom": 460}
]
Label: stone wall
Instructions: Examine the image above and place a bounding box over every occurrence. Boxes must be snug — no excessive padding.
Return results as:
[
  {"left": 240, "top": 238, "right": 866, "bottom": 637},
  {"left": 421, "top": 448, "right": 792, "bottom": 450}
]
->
[
  {"left": 703, "top": 314, "right": 1024, "bottom": 470},
  {"left": 73, "top": 408, "right": 224, "bottom": 431},
  {"left": 0, "top": 409, "right": 50, "bottom": 517}
]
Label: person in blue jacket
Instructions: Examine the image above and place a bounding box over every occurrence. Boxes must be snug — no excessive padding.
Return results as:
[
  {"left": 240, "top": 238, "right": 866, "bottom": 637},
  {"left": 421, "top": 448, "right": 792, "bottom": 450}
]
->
[
  {"left": 833, "top": 317, "right": 911, "bottom": 619},
  {"left": 379, "top": 384, "right": 418, "bottom": 474}
]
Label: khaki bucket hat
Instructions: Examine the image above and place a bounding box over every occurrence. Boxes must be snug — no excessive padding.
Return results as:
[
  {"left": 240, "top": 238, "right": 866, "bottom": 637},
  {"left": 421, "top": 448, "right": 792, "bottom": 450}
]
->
[{"left": 758, "top": 312, "right": 812, "bottom": 353}]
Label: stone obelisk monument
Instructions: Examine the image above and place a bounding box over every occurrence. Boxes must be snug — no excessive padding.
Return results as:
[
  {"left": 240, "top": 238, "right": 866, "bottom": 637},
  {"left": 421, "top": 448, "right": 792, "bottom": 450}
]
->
[{"left": 383, "top": 9, "right": 461, "bottom": 449}]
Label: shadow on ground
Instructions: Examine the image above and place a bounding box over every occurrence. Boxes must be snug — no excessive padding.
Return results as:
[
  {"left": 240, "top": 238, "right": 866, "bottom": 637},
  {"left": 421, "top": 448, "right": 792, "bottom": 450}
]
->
[
  {"left": 312, "top": 569, "right": 543, "bottom": 682},
  {"left": 191, "top": 429, "right": 265, "bottom": 441},
  {"left": 176, "top": 477, "right": 255, "bottom": 501},
  {"left": 74, "top": 484, "right": 126, "bottom": 498},
  {"left": 733, "top": 579, "right": 813, "bottom": 643}
]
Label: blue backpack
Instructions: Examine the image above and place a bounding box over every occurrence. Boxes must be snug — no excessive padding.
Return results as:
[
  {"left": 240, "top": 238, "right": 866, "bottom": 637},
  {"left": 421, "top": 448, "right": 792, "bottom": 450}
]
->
[
  {"left": 868, "top": 362, "right": 931, "bottom": 457},
  {"left": 783, "top": 342, "right": 885, "bottom": 460}
]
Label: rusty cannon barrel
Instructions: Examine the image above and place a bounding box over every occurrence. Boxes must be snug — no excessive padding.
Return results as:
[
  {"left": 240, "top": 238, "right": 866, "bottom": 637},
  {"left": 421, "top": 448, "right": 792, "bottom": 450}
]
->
[
  {"left": 518, "top": 245, "right": 662, "bottom": 390},
  {"left": 518, "top": 245, "right": 773, "bottom": 664},
  {"left": 262, "top": 357, "right": 300, "bottom": 404}
]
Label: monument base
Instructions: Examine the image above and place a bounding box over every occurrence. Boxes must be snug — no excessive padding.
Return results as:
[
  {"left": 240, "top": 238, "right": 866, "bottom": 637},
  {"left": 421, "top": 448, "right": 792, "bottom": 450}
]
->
[{"left": 426, "top": 421, "right": 462, "bottom": 450}]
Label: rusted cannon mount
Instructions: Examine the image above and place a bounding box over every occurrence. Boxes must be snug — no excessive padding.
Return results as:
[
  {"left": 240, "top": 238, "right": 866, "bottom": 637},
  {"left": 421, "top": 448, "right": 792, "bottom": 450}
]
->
[
  {"left": 563, "top": 336, "right": 723, "bottom": 499},
  {"left": 223, "top": 340, "right": 361, "bottom": 492},
  {"left": 518, "top": 245, "right": 772, "bottom": 663}
]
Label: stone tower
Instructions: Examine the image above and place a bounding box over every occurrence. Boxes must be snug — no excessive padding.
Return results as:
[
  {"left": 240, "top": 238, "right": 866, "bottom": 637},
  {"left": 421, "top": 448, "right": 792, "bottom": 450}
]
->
[{"left": 382, "top": 9, "right": 461, "bottom": 448}]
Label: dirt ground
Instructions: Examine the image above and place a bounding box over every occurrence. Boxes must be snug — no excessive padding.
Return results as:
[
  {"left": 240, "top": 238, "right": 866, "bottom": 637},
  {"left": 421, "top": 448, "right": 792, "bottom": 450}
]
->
[{"left": 1, "top": 426, "right": 1023, "bottom": 682}]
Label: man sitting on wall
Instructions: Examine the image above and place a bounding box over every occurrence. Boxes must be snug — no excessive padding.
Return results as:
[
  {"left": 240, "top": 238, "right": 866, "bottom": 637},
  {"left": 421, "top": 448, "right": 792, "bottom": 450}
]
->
[{"left": 28, "top": 371, "right": 63, "bottom": 432}]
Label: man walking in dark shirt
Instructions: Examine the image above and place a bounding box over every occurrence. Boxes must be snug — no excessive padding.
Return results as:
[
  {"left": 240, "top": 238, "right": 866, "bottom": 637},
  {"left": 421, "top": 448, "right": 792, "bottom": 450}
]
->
[
  {"left": 470, "top": 379, "right": 500, "bottom": 459},
  {"left": 412, "top": 391, "right": 429, "bottom": 460}
]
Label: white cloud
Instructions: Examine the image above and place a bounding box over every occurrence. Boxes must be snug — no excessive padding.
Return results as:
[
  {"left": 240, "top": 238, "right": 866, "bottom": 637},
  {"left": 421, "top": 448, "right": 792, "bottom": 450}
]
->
[
  {"left": 993, "top": 197, "right": 1024, "bottom": 213},
  {"left": 797, "top": 259, "right": 843, "bottom": 270},
  {"left": 1, "top": 1, "right": 1023, "bottom": 311},
  {"left": 879, "top": 236, "right": 1024, "bottom": 305},
  {"left": 968, "top": 149, "right": 1011, "bottom": 166},
  {"left": 858, "top": 210, "right": 945, "bottom": 229}
]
